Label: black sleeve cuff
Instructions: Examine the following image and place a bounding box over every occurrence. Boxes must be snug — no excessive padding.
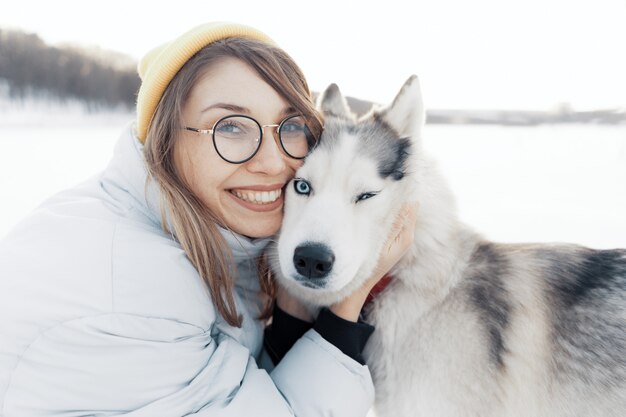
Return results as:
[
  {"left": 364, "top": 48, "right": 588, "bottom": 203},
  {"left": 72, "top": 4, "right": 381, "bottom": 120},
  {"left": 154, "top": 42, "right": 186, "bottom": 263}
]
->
[
  {"left": 263, "top": 304, "right": 314, "bottom": 365},
  {"left": 313, "top": 308, "right": 375, "bottom": 365}
]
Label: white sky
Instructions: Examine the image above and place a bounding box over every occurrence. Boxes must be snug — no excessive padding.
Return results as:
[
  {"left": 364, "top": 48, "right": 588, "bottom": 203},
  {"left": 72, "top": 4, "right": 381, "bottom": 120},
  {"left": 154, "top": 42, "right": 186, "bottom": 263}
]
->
[{"left": 1, "top": 0, "right": 625, "bottom": 110}]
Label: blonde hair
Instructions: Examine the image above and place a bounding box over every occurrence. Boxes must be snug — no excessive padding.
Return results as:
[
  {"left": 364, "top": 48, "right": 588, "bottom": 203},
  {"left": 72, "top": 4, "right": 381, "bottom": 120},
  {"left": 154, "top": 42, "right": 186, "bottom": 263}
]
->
[{"left": 143, "top": 38, "right": 322, "bottom": 327}]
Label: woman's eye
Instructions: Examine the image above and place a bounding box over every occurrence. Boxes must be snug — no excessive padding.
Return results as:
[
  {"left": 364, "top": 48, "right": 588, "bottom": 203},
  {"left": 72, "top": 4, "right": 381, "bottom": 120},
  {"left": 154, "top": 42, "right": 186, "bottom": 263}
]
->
[
  {"left": 356, "top": 192, "right": 378, "bottom": 203},
  {"left": 281, "top": 122, "right": 304, "bottom": 133},
  {"left": 216, "top": 122, "right": 244, "bottom": 134},
  {"left": 294, "top": 179, "right": 311, "bottom": 196}
]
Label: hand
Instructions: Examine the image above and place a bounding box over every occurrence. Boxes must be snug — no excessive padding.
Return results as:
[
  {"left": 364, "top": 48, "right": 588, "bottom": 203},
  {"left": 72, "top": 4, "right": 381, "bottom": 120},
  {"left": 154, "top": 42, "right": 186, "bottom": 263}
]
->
[
  {"left": 276, "top": 283, "right": 315, "bottom": 323},
  {"left": 330, "top": 202, "right": 418, "bottom": 322}
]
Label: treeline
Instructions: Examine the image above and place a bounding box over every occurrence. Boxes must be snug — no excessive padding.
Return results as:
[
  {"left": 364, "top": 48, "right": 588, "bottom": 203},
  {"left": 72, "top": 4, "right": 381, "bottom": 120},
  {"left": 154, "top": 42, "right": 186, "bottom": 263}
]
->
[{"left": 0, "top": 29, "right": 140, "bottom": 109}]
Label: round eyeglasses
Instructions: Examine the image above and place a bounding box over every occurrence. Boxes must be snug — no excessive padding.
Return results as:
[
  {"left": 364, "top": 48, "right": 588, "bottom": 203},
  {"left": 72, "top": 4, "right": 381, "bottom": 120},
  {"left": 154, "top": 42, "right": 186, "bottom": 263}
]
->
[{"left": 183, "top": 114, "right": 318, "bottom": 164}]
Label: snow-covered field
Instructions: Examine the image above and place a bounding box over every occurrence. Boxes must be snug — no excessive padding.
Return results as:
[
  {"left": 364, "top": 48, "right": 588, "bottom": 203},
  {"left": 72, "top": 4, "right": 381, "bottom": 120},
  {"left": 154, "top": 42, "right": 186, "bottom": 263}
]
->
[
  {"left": 1, "top": 121, "right": 625, "bottom": 249},
  {"left": 425, "top": 124, "right": 626, "bottom": 249}
]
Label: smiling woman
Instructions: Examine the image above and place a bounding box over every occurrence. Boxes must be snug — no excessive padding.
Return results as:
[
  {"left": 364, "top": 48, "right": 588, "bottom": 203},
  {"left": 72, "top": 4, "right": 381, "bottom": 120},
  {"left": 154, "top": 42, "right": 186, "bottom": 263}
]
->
[
  {"left": 163, "top": 57, "right": 314, "bottom": 235},
  {"left": 0, "top": 21, "right": 414, "bottom": 417},
  {"left": 172, "top": 59, "right": 310, "bottom": 237}
]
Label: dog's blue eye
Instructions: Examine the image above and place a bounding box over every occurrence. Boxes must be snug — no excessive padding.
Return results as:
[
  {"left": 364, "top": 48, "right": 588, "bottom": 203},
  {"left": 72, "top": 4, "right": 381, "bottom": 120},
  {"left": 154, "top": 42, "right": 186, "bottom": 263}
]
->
[
  {"left": 356, "top": 192, "right": 378, "bottom": 203},
  {"left": 294, "top": 179, "right": 311, "bottom": 196}
]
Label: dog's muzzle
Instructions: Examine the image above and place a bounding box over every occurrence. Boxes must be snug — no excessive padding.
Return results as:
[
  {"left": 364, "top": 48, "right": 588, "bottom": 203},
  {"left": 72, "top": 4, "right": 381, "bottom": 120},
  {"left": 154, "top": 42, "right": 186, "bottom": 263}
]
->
[{"left": 293, "top": 243, "right": 335, "bottom": 284}]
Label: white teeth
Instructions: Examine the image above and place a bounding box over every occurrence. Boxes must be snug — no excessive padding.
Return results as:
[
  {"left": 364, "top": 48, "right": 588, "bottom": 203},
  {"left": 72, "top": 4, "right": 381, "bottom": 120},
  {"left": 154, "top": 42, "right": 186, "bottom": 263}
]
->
[{"left": 232, "top": 188, "right": 282, "bottom": 205}]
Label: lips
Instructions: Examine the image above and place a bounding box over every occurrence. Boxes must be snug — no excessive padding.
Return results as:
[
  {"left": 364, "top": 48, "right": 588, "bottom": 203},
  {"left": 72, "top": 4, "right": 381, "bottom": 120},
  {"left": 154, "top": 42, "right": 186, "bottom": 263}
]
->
[
  {"left": 231, "top": 188, "right": 282, "bottom": 204},
  {"left": 228, "top": 184, "right": 285, "bottom": 212}
]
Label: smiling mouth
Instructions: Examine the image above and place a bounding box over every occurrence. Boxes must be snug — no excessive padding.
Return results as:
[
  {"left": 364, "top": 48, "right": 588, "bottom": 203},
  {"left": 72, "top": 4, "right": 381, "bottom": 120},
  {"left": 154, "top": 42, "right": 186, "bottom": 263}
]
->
[{"left": 230, "top": 188, "right": 283, "bottom": 205}]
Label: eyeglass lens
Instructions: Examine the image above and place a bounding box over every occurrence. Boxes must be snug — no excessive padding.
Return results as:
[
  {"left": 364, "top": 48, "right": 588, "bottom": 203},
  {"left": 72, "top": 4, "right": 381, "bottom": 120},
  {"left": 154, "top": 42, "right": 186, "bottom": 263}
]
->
[{"left": 213, "top": 115, "right": 316, "bottom": 163}]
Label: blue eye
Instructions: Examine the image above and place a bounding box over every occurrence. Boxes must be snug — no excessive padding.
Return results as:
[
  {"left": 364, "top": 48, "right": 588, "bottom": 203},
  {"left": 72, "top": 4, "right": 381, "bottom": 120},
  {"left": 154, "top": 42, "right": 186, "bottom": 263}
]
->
[
  {"left": 356, "top": 192, "right": 378, "bottom": 203},
  {"left": 294, "top": 179, "right": 311, "bottom": 196},
  {"left": 216, "top": 121, "right": 244, "bottom": 134},
  {"left": 281, "top": 121, "right": 305, "bottom": 134}
]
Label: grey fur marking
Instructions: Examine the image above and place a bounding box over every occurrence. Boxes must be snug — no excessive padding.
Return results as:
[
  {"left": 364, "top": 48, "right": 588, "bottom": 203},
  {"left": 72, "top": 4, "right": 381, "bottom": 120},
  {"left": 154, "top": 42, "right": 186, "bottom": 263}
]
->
[
  {"left": 317, "top": 116, "right": 412, "bottom": 181},
  {"left": 549, "top": 248, "right": 626, "bottom": 307},
  {"left": 466, "top": 242, "right": 512, "bottom": 369},
  {"left": 542, "top": 248, "right": 626, "bottom": 385}
]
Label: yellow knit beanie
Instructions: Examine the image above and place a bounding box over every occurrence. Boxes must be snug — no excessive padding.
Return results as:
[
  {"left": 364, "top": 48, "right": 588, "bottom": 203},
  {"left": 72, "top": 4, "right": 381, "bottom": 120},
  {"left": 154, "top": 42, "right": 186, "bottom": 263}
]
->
[{"left": 135, "top": 22, "right": 276, "bottom": 143}]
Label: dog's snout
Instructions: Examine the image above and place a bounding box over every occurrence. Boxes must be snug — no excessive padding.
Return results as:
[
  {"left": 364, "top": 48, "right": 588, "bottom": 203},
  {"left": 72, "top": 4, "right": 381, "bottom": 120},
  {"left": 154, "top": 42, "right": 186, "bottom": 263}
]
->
[{"left": 293, "top": 243, "right": 335, "bottom": 279}]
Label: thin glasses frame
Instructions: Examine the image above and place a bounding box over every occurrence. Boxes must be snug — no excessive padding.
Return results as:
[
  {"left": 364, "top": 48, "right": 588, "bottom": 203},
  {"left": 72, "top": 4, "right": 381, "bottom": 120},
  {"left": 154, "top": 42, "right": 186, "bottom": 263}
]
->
[{"left": 183, "top": 114, "right": 317, "bottom": 164}]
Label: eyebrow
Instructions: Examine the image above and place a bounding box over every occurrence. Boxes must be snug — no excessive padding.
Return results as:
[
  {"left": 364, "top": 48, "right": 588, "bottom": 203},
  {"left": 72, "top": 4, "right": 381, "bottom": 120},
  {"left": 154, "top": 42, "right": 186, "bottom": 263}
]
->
[
  {"left": 201, "top": 102, "right": 248, "bottom": 113},
  {"left": 201, "top": 102, "right": 297, "bottom": 117}
]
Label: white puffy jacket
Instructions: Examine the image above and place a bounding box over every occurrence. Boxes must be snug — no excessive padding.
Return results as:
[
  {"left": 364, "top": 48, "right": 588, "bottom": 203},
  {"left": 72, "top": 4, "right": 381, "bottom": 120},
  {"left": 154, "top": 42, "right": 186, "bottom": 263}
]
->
[{"left": 0, "top": 123, "right": 374, "bottom": 416}]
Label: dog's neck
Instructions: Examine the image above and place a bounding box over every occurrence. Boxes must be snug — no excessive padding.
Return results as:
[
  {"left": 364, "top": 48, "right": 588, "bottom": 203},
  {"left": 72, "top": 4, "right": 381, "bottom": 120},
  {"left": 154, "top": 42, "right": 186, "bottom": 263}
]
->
[{"left": 393, "top": 155, "right": 481, "bottom": 303}]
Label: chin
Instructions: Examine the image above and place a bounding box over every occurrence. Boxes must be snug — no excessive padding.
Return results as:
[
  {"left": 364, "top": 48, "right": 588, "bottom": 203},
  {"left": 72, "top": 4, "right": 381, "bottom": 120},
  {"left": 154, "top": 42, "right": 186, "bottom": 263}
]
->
[{"left": 232, "top": 218, "right": 281, "bottom": 239}]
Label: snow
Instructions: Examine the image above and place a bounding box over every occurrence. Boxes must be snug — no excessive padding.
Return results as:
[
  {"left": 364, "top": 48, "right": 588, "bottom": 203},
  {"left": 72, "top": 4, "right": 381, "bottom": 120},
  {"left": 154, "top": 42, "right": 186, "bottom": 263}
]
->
[
  {"left": 424, "top": 124, "right": 626, "bottom": 249},
  {"left": 0, "top": 85, "right": 133, "bottom": 128},
  {"left": 1, "top": 122, "right": 625, "bottom": 249}
]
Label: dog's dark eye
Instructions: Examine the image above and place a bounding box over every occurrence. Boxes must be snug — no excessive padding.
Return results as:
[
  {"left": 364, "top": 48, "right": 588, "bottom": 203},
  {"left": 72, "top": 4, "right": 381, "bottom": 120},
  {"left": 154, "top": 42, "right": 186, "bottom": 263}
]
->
[
  {"left": 294, "top": 179, "right": 311, "bottom": 196},
  {"left": 356, "top": 192, "right": 378, "bottom": 203}
]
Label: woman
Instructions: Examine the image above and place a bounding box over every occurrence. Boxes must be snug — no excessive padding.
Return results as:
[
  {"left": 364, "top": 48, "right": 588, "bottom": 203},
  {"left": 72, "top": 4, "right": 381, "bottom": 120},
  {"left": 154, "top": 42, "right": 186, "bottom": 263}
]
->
[{"left": 0, "top": 22, "right": 415, "bottom": 416}]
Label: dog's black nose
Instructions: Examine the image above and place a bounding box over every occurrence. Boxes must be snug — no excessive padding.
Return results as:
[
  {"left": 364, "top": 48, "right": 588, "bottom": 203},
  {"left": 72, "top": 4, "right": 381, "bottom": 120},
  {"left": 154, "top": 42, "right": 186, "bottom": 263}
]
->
[{"left": 293, "top": 243, "right": 335, "bottom": 279}]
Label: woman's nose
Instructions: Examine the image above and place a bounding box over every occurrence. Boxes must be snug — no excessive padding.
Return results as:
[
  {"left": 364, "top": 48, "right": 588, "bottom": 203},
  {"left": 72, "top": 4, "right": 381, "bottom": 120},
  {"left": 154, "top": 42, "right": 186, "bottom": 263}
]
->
[{"left": 246, "top": 127, "right": 287, "bottom": 175}]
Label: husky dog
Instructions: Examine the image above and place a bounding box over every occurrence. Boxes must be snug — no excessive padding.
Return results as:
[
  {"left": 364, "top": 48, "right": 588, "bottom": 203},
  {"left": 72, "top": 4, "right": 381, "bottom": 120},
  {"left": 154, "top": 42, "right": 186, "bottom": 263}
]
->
[{"left": 272, "top": 76, "right": 626, "bottom": 417}]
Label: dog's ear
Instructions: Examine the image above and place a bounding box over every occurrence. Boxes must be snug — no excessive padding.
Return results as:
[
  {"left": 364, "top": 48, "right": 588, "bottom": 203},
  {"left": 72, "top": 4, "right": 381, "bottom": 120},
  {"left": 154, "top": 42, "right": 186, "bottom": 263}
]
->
[
  {"left": 317, "top": 83, "right": 354, "bottom": 120},
  {"left": 374, "top": 75, "right": 424, "bottom": 140}
]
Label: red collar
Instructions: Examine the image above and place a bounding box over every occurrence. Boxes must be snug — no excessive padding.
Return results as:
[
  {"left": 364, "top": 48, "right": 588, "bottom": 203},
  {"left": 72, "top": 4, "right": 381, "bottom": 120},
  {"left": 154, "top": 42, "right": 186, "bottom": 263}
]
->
[{"left": 364, "top": 274, "right": 394, "bottom": 307}]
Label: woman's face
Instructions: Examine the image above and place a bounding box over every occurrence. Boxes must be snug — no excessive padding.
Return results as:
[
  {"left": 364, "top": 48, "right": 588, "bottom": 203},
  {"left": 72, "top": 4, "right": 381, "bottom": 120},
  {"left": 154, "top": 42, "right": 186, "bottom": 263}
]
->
[{"left": 174, "top": 58, "right": 303, "bottom": 238}]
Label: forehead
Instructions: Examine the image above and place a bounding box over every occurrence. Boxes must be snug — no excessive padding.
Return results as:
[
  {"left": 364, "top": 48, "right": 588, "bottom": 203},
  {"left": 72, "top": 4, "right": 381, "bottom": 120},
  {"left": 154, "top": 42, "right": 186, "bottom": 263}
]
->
[
  {"left": 299, "top": 129, "right": 381, "bottom": 189},
  {"left": 306, "top": 116, "right": 408, "bottom": 180},
  {"left": 186, "top": 58, "right": 290, "bottom": 119}
]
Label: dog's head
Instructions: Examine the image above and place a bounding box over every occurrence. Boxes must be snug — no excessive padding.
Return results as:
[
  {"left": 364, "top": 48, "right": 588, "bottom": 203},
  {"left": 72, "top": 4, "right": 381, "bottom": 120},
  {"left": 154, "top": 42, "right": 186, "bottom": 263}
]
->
[{"left": 274, "top": 76, "right": 425, "bottom": 306}]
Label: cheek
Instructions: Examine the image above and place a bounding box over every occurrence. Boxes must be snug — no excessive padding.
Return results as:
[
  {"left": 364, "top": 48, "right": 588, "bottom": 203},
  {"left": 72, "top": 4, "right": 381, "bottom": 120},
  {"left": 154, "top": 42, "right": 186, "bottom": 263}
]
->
[
  {"left": 287, "top": 158, "right": 304, "bottom": 173},
  {"left": 173, "top": 137, "right": 232, "bottom": 202},
  {"left": 174, "top": 136, "right": 201, "bottom": 183}
]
